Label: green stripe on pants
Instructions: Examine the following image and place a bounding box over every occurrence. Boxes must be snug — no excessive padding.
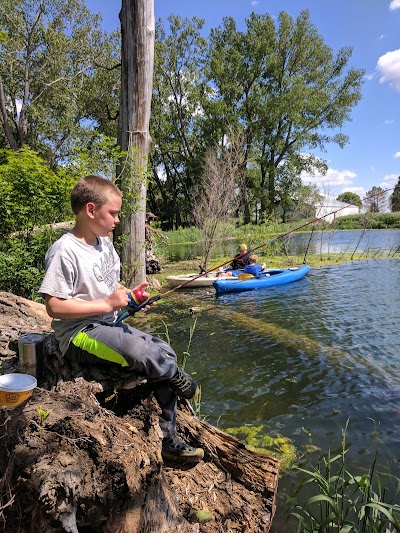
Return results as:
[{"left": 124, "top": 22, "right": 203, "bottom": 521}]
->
[{"left": 72, "top": 330, "right": 129, "bottom": 367}]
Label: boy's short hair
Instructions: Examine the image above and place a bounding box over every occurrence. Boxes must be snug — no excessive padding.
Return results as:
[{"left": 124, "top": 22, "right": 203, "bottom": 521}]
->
[
  {"left": 71, "top": 175, "right": 122, "bottom": 214},
  {"left": 249, "top": 254, "right": 258, "bottom": 263}
]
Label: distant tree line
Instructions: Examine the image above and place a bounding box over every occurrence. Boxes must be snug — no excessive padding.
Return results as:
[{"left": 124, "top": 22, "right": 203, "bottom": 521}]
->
[
  {"left": 0, "top": 1, "right": 367, "bottom": 230},
  {"left": 337, "top": 179, "right": 400, "bottom": 214}
]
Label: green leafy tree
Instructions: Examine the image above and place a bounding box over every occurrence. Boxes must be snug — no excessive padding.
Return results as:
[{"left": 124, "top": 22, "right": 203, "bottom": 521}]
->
[
  {"left": 150, "top": 15, "right": 208, "bottom": 229},
  {"left": 206, "top": 14, "right": 276, "bottom": 223},
  {"left": 390, "top": 177, "right": 400, "bottom": 212},
  {"left": 0, "top": 0, "right": 119, "bottom": 162},
  {"left": 336, "top": 191, "right": 362, "bottom": 207},
  {"left": 0, "top": 147, "right": 70, "bottom": 236},
  {"left": 287, "top": 183, "right": 322, "bottom": 221},
  {"left": 68, "top": 135, "right": 126, "bottom": 181},
  {"left": 206, "top": 10, "right": 365, "bottom": 222}
]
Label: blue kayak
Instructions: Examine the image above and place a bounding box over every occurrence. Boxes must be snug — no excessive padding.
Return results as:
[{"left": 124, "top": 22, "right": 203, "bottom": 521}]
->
[{"left": 213, "top": 264, "right": 311, "bottom": 294}]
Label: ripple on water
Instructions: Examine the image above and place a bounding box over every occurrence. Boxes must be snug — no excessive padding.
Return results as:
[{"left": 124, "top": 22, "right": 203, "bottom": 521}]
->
[{"left": 183, "top": 259, "right": 400, "bottom": 480}]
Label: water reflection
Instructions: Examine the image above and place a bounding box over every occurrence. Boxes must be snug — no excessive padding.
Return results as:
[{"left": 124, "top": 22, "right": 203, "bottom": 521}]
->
[{"left": 290, "top": 228, "right": 400, "bottom": 255}]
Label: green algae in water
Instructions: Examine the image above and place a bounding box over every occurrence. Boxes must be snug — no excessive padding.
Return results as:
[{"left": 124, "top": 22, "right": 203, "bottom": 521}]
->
[{"left": 224, "top": 424, "right": 296, "bottom": 471}]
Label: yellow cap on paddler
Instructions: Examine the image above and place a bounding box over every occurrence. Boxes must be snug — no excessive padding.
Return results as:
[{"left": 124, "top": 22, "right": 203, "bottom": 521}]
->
[{"left": 239, "top": 243, "right": 247, "bottom": 250}]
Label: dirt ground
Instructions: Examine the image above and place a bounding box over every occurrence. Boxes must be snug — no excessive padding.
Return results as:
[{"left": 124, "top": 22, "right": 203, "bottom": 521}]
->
[{"left": 0, "top": 292, "right": 280, "bottom": 532}]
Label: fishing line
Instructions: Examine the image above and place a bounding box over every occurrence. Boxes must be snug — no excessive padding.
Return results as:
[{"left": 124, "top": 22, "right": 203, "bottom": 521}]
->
[
  {"left": 302, "top": 225, "right": 316, "bottom": 264},
  {"left": 116, "top": 185, "right": 395, "bottom": 321}
]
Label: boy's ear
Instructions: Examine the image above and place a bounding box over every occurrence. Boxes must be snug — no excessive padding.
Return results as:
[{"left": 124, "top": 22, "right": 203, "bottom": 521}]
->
[{"left": 86, "top": 202, "right": 95, "bottom": 217}]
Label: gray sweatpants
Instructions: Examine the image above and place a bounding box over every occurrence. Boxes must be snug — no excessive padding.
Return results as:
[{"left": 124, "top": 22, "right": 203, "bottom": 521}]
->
[{"left": 65, "top": 322, "right": 178, "bottom": 438}]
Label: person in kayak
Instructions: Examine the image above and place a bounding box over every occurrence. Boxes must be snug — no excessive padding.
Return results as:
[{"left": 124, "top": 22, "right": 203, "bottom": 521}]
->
[
  {"left": 244, "top": 254, "right": 267, "bottom": 276},
  {"left": 230, "top": 243, "right": 251, "bottom": 270}
]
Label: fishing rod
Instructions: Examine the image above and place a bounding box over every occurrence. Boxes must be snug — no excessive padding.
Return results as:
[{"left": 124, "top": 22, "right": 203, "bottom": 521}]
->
[
  {"left": 162, "top": 186, "right": 395, "bottom": 293},
  {"left": 114, "top": 186, "right": 395, "bottom": 323}
]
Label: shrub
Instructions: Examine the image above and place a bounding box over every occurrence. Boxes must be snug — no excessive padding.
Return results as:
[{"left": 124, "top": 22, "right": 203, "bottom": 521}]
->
[
  {"left": 333, "top": 212, "right": 400, "bottom": 230},
  {"left": 0, "top": 147, "right": 71, "bottom": 237},
  {"left": 0, "top": 228, "right": 64, "bottom": 299}
]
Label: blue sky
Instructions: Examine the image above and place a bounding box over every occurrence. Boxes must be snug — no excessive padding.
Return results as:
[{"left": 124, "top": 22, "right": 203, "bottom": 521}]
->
[{"left": 85, "top": 0, "right": 400, "bottom": 201}]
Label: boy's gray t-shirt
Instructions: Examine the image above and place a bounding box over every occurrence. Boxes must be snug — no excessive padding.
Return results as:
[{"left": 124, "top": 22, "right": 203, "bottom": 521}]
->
[{"left": 38, "top": 232, "right": 120, "bottom": 354}]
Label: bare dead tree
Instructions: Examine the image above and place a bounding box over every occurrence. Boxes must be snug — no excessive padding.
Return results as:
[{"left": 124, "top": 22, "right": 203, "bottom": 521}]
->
[
  {"left": 364, "top": 186, "right": 388, "bottom": 213},
  {"left": 193, "top": 135, "right": 244, "bottom": 270},
  {"left": 117, "top": 0, "right": 154, "bottom": 286}
]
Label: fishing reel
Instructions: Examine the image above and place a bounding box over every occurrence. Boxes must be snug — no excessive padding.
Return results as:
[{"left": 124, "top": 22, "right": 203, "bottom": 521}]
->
[
  {"left": 113, "top": 289, "right": 161, "bottom": 327},
  {"left": 127, "top": 289, "right": 161, "bottom": 313}
]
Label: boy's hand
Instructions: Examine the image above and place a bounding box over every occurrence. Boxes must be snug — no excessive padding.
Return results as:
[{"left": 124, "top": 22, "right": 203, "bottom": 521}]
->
[
  {"left": 133, "top": 282, "right": 151, "bottom": 301},
  {"left": 130, "top": 282, "right": 158, "bottom": 312},
  {"left": 106, "top": 285, "right": 130, "bottom": 311}
]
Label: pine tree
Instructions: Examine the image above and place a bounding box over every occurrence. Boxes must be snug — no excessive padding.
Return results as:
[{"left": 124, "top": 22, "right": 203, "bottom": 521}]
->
[{"left": 390, "top": 177, "right": 400, "bottom": 212}]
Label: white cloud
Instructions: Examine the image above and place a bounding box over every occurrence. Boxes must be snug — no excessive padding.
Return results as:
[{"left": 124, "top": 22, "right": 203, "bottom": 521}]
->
[
  {"left": 365, "top": 73, "right": 374, "bottom": 81},
  {"left": 384, "top": 119, "right": 395, "bottom": 124},
  {"left": 377, "top": 49, "right": 400, "bottom": 91},
  {"left": 344, "top": 187, "right": 365, "bottom": 194},
  {"left": 389, "top": 0, "right": 400, "bottom": 10},
  {"left": 251, "top": 0, "right": 260, "bottom": 5},
  {"left": 394, "top": 151, "right": 400, "bottom": 158},
  {"left": 156, "top": 164, "right": 167, "bottom": 182},
  {"left": 380, "top": 174, "right": 399, "bottom": 190},
  {"left": 301, "top": 166, "right": 356, "bottom": 187}
]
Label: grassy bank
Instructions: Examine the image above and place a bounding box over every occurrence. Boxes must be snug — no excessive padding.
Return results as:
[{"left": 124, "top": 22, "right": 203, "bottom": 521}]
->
[{"left": 159, "top": 212, "right": 400, "bottom": 246}]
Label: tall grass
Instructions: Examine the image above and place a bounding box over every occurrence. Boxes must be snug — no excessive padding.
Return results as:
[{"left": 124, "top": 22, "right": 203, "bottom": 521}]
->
[
  {"left": 158, "top": 318, "right": 201, "bottom": 416},
  {"left": 158, "top": 226, "right": 201, "bottom": 244},
  {"left": 286, "top": 422, "right": 400, "bottom": 532},
  {"left": 158, "top": 213, "right": 400, "bottom": 247}
]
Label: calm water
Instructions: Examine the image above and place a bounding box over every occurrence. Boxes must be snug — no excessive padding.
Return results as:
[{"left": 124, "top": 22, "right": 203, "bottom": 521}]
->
[
  {"left": 141, "top": 255, "right": 400, "bottom": 527},
  {"left": 289, "top": 228, "right": 400, "bottom": 256},
  {"left": 159, "top": 229, "right": 400, "bottom": 261}
]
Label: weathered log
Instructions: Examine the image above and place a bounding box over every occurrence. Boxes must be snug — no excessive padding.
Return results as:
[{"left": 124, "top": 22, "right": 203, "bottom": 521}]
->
[
  {"left": 40, "top": 333, "right": 147, "bottom": 393},
  {"left": 0, "top": 292, "right": 280, "bottom": 532}
]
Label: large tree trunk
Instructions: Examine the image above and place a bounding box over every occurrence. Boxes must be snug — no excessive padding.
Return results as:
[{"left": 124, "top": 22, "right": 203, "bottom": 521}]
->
[
  {"left": 0, "top": 293, "right": 280, "bottom": 532},
  {"left": 117, "top": 0, "right": 154, "bottom": 287},
  {"left": 268, "top": 165, "right": 277, "bottom": 221},
  {"left": 0, "top": 77, "right": 19, "bottom": 150}
]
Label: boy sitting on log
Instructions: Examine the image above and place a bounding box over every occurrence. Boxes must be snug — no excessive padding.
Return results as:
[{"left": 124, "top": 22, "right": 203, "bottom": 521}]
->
[{"left": 39, "top": 175, "right": 204, "bottom": 463}]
